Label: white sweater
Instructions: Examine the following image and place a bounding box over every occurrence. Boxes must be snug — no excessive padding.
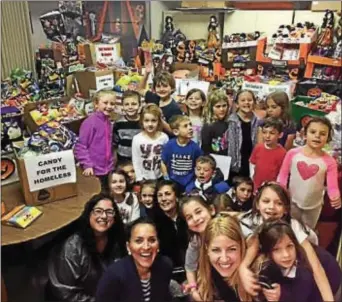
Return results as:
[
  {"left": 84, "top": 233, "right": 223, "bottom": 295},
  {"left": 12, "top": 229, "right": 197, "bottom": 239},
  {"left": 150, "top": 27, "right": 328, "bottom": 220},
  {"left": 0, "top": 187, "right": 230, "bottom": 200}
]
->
[{"left": 132, "top": 132, "right": 169, "bottom": 181}]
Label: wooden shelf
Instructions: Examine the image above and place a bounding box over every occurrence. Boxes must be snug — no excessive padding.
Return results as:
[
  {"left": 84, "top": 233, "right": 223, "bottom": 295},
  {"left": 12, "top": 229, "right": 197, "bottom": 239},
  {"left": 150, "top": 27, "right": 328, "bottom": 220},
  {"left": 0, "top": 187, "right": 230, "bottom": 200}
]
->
[{"left": 307, "top": 55, "right": 342, "bottom": 67}]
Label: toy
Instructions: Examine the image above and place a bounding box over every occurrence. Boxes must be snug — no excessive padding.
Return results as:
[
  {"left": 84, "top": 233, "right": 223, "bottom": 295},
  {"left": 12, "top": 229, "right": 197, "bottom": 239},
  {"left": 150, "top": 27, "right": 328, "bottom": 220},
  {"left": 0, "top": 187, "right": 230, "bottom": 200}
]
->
[{"left": 207, "top": 15, "right": 220, "bottom": 49}]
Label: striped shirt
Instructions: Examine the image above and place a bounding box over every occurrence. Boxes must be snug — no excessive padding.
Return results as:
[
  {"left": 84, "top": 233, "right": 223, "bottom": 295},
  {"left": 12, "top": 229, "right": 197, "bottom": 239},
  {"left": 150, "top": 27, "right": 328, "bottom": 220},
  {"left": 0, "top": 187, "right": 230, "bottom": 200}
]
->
[
  {"left": 113, "top": 116, "right": 141, "bottom": 161},
  {"left": 141, "top": 278, "right": 151, "bottom": 302}
]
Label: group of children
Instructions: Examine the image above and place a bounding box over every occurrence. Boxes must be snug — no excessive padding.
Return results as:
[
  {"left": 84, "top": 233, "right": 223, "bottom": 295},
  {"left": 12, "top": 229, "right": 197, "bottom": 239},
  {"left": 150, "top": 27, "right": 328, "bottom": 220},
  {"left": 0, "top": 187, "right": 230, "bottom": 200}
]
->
[{"left": 73, "top": 67, "right": 341, "bottom": 301}]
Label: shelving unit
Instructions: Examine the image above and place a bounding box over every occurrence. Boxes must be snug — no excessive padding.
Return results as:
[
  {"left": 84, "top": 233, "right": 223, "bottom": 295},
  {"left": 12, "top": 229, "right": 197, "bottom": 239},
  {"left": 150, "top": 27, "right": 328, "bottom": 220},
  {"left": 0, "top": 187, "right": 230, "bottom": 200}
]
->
[
  {"left": 162, "top": 7, "right": 235, "bottom": 41},
  {"left": 304, "top": 55, "right": 342, "bottom": 78}
]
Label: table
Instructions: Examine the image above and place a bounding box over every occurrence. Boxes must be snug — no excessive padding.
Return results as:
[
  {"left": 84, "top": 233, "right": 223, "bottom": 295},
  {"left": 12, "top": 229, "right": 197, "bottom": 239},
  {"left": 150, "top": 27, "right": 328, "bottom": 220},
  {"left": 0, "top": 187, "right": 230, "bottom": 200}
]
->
[{"left": 1, "top": 169, "right": 100, "bottom": 246}]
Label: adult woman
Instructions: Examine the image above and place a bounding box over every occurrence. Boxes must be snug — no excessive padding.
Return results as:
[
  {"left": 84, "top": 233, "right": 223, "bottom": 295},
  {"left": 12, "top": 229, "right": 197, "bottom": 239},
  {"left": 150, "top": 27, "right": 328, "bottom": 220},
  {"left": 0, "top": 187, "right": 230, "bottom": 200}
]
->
[
  {"left": 154, "top": 180, "right": 188, "bottom": 282},
  {"left": 46, "top": 194, "right": 127, "bottom": 302},
  {"left": 197, "top": 215, "right": 251, "bottom": 301},
  {"left": 96, "top": 217, "right": 173, "bottom": 302}
]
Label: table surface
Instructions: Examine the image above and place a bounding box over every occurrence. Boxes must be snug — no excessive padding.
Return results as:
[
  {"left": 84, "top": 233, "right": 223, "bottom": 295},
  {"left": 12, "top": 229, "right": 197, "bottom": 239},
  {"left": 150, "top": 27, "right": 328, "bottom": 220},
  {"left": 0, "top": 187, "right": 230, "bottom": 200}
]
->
[{"left": 1, "top": 170, "right": 100, "bottom": 246}]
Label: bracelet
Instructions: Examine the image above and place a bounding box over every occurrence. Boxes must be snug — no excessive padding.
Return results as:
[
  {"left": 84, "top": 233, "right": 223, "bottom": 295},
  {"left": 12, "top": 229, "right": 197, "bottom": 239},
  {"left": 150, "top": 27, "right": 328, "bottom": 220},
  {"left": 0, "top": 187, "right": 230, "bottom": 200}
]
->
[{"left": 187, "top": 283, "right": 197, "bottom": 290}]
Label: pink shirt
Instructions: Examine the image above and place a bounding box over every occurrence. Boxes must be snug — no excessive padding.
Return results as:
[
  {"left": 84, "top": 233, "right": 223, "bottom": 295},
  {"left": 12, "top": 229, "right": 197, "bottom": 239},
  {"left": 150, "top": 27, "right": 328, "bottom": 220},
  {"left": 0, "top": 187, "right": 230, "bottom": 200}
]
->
[{"left": 277, "top": 147, "right": 340, "bottom": 209}]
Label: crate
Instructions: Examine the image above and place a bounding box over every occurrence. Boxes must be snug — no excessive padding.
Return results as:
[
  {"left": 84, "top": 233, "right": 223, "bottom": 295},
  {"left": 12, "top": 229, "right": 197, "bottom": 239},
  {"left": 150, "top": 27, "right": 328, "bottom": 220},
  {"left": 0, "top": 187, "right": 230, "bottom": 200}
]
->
[{"left": 291, "top": 96, "right": 327, "bottom": 124}]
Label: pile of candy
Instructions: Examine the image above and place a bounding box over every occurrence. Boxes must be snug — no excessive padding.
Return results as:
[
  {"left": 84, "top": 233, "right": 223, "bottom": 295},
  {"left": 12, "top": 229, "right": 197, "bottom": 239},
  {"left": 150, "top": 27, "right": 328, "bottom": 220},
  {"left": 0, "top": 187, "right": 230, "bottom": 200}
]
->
[
  {"left": 271, "top": 22, "right": 316, "bottom": 40},
  {"left": 1, "top": 68, "right": 41, "bottom": 112},
  {"left": 295, "top": 92, "right": 340, "bottom": 113},
  {"left": 29, "top": 96, "right": 88, "bottom": 127},
  {"left": 18, "top": 122, "right": 77, "bottom": 158}
]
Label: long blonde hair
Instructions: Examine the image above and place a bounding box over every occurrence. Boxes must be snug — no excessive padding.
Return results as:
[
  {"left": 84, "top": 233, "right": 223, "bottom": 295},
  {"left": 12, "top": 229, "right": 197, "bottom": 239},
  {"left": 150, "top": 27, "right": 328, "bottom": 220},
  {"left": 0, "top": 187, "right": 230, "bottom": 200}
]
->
[{"left": 197, "top": 215, "right": 251, "bottom": 301}]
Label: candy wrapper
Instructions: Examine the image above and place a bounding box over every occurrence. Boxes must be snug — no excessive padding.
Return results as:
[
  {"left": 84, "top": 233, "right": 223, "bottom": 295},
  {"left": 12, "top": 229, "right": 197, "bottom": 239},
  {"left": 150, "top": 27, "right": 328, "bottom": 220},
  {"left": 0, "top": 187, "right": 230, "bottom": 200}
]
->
[
  {"left": 40, "top": 11, "right": 66, "bottom": 42},
  {"left": 27, "top": 122, "right": 77, "bottom": 155}
]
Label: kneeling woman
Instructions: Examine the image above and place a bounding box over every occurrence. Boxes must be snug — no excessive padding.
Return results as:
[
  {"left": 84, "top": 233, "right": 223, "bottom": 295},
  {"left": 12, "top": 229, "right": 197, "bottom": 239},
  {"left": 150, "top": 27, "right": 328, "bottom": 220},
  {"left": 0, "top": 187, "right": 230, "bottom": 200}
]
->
[
  {"left": 197, "top": 215, "right": 251, "bottom": 301},
  {"left": 96, "top": 217, "right": 173, "bottom": 302},
  {"left": 46, "top": 193, "right": 127, "bottom": 302}
]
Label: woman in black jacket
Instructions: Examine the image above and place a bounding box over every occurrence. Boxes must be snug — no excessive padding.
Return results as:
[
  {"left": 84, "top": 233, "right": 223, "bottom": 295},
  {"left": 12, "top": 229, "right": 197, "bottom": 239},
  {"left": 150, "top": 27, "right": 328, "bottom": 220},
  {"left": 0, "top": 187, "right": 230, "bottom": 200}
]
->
[
  {"left": 154, "top": 180, "right": 188, "bottom": 282},
  {"left": 96, "top": 217, "right": 173, "bottom": 302},
  {"left": 46, "top": 193, "right": 127, "bottom": 302}
]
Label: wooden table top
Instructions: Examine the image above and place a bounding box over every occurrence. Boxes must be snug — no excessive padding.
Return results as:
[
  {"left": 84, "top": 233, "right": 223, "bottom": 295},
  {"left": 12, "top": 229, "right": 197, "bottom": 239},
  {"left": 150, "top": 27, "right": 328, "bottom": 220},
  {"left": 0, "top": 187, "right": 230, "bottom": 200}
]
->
[{"left": 1, "top": 170, "right": 100, "bottom": 246}]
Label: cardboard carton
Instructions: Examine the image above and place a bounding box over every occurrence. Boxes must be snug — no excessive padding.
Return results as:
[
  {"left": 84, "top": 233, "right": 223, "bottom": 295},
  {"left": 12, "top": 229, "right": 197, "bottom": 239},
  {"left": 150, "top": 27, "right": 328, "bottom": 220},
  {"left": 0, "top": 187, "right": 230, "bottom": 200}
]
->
[
  {"left": 14, "top": 143, "right": 77, "bottom": 206},
  {"left": 74, "top": 69, "right": 115, "bottom": 98},
  {"left": 23, "top": 97, "right": 86, "bottom": 135}
]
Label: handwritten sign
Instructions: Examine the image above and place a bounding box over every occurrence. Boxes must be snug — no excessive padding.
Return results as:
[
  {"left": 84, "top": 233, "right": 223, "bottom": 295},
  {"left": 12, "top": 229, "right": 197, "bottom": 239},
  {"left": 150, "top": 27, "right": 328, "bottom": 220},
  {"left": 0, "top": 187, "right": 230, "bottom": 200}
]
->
[
  {"left": 175, "top": 79, "right": 210, "bottom": 96},
  {"left": 24, "top": 150, "right": 76, "bottom": 192},
  {"left": 95, "top": 44, "right": 118, "bottom": 65},
  {"left": 95, "top": 74, "right": 114, "bottom": 91}
]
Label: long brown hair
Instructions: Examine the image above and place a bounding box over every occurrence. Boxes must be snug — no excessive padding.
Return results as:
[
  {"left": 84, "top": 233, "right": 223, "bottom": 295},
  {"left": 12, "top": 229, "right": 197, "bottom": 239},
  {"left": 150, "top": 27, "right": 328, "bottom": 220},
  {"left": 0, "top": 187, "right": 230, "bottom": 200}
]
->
[
  {"left": 197, "top": 215, "right": 251, "bottom": 301},
  {"left": 258, "top": 220, "right": 311, "bottom": 268}
]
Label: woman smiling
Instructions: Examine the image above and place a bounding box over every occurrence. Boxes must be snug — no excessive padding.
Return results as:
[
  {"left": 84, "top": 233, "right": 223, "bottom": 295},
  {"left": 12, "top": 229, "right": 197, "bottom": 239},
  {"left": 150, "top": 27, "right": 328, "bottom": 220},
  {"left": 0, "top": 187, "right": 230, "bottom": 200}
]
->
[
  {"left": 96, "top": 217, "right": 173, "bottom": 302},
  {"left": 197, "top": 215, "right": 251, "bottom": 301},
  {"left": 46, "top": 194, "right": 127, "bottom": 302}
]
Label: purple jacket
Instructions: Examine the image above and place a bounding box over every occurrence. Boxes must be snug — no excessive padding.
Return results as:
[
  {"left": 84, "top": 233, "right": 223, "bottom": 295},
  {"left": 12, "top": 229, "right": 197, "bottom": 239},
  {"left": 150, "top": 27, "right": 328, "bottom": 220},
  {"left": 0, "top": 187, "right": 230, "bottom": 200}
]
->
[{"left": 74, "top": 111, "right": 114, "bottom": 176}]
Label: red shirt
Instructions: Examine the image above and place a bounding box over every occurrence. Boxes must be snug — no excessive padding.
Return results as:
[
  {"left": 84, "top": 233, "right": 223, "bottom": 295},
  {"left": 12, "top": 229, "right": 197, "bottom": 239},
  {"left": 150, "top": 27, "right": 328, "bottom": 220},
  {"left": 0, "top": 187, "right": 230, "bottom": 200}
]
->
[{"left": 250, "top": 143, "right": 286, "bottom": 191}]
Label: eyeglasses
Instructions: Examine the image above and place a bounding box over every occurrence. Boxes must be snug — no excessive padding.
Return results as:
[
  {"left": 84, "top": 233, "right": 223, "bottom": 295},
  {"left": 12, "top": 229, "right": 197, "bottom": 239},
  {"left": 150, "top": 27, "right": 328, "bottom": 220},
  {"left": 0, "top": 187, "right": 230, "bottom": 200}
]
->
[{"left": 92, "top": 207, "right": 115, "bottom": 218}]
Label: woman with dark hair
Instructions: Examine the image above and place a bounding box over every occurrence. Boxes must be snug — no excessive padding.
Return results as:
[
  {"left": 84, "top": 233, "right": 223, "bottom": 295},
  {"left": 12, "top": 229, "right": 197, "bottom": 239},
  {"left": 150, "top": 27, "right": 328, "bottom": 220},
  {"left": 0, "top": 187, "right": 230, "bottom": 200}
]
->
[
  {"left": 96, "top": 217, "right": 173, "bottom": 302},
  {"left": 154, "top": 180, "right": 188, "bottom": 282},
  {"left": 46, "top": 193, "right": 127, "bottom": 302}
]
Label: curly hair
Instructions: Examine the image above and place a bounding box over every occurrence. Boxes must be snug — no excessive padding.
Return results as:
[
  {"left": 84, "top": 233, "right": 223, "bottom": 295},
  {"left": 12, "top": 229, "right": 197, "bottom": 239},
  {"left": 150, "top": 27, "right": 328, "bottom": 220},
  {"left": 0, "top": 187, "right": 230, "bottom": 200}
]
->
[
  {"left": 203, "top": 90, "right": 229, "bottom": 124},
  {"left": 77, "top": 193, "right": 127, "bottom": 266}
]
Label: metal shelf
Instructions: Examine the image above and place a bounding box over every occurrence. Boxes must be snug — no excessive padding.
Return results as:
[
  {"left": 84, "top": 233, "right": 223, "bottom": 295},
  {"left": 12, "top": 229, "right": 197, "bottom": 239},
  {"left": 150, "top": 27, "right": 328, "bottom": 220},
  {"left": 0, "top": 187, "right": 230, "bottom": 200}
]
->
[{"left": 163, "top": 8, "right": 235, "bottom": 41}]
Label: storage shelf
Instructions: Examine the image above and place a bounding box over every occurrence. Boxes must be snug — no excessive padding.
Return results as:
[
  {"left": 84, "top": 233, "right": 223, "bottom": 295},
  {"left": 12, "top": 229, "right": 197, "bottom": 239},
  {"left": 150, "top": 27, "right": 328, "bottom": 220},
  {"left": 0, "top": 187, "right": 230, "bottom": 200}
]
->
[
  {"left": 168, "top": 7, "right": 235, "bottom": 14},
  {"left": 307, "top": 55, "right": 342, "bottom": 67}
]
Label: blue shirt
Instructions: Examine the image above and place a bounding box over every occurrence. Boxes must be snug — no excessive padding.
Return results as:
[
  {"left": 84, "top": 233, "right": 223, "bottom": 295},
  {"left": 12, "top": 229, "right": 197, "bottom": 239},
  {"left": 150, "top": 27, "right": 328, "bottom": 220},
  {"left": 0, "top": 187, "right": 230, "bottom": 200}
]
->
[{"left": 161, "top": 138, "right": 202, "bottom": 187}]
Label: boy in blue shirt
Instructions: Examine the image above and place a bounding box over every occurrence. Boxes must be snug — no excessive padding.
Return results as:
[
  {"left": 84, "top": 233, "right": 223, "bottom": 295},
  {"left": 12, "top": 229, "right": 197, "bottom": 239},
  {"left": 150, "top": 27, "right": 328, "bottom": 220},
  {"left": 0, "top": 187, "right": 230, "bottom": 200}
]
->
[{"left": 161, "top": 115, "right": 202, "bottom": 190}]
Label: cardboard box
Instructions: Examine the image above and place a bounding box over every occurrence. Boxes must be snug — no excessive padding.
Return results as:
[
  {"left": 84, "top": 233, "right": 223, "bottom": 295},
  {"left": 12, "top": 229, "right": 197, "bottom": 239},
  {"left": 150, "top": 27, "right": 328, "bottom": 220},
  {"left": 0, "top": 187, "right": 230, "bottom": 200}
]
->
[
  {"left": 84, "top": 43, "right": 121, "bottom": 67},
  {"left": 311, "top": 1, "right": 341, "bottom": 12},
  {"left": 181, "top": 1, "right": 231, "bottom": 8},
  {"left": 74, "top": 69, "right": 115, "bottom": 98},
  {"left": 14, "top": 144, "right": 77, "bottom": 206},
  {"left": 23, "top": 97, "right": 86, "bottom": 135}
]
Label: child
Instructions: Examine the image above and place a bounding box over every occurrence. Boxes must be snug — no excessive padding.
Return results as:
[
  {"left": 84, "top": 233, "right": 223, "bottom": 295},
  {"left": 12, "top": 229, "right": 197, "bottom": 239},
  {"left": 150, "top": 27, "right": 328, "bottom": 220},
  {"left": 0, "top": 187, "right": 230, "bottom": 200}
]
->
[
  {"left": 180, "top": 195, "right": 216, "bottom": 302},
  {"left": 139, "top": 180, "right": 157, "bottom": 218},
  {"left": 108, "top": 169, "right": 140, "bottom": 224},
  {"left": 258, "top": 91, "right": 296, "bottom": 150},
  {"left": 140, "top": 68, "right": 183, "bottom": 135},
  {"left": 117, "top": 160, "right": 140, "bottom": 194},
  {"left": 250, "top": 117, "right": 287, "bottom": 191},
  {"left": 185, "top": 155, "right": 230, "bottom": 198},
  {"left": 277, "top": 116, "right": 341, "bottom": 229},
  {"left": 227, "top": 90, "right": 259, "bottom": 181},
  {"left": 201, "top": 90, "right": 229, "bottom": 155},
  {"left": 74, "top": 89, "right": 116, "bottom": 191},
  {"left": 113, "top": 90, "right": 142, "bottom": 162},
  {"left": 257, "top": 220, "right": 341, "bottom": 302},
  {"left": 184, "top": 88, "right": 206, "bottom": 145},
  {"left": 226, "top": 176, "right": 254, "bottom": 212},
  {"left": 213, "top": 193, "right": 235, "bottom": 213},
  {"left": 132, "top": 104, "right": 169, "bottom": 182},
  {"left": 161, "top": 115, "right": 202, "bottom": 191},
  {"left": 237, "top": 182, "right": 336, "bottom": 302}
]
